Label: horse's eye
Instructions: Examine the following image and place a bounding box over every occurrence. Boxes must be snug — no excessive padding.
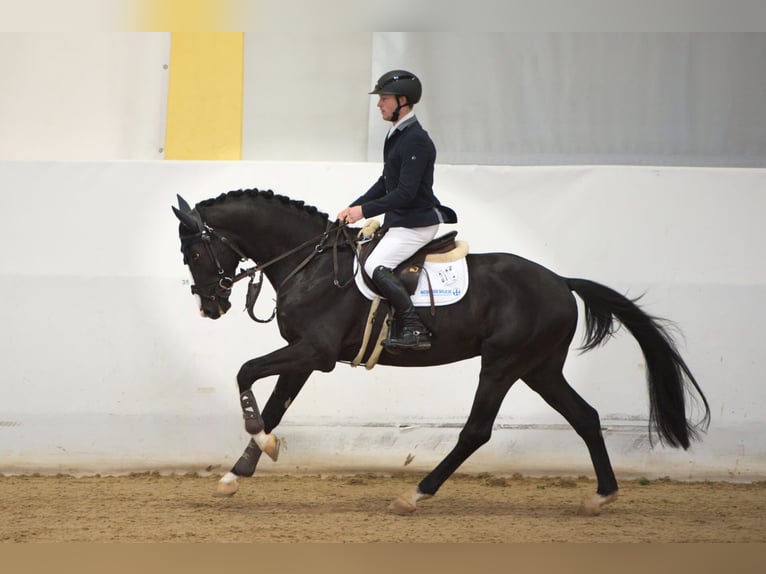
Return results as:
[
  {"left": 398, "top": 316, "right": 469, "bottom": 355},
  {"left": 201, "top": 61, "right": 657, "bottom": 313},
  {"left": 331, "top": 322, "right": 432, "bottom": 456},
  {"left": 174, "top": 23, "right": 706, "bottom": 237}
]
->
[{"left": 191, "top": 252, "right": 201, "bottom": 262}]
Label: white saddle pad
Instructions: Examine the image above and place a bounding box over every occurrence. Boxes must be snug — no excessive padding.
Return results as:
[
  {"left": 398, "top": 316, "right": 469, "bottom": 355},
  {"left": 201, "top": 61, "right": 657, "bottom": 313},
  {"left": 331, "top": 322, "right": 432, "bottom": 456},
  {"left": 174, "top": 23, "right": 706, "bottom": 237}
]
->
[{"left": 354, "top": 257, "right": 469, "bottom": 307}]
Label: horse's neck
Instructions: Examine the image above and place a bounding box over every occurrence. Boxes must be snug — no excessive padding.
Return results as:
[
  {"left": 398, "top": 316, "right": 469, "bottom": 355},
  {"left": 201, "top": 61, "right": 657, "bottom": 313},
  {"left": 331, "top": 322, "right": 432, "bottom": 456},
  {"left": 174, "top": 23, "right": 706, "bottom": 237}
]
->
[{"left": 215, "top": 201, "right": 330, "bottom": 286}]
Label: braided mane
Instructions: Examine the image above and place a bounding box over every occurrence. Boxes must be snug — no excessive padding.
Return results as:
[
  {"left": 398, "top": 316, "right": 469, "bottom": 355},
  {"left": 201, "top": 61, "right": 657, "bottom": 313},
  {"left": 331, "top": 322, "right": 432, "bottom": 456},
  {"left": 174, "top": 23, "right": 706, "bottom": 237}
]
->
[{"left": 197, "top": 188, "right": 330, "bottom": 222}]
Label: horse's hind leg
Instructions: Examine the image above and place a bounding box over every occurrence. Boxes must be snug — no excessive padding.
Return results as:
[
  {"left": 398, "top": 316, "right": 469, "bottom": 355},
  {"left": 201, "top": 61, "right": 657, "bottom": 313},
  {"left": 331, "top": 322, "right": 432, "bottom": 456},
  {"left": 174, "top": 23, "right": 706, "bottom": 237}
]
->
[
  {"left": 389, "top": 353, "right": 518, "bottom": 514},
  {"left": 522, "top": 361, "right": 619, "bottom": 515},
  {"left": 216, "top": 371, "right": 311, "bottom": 497}
]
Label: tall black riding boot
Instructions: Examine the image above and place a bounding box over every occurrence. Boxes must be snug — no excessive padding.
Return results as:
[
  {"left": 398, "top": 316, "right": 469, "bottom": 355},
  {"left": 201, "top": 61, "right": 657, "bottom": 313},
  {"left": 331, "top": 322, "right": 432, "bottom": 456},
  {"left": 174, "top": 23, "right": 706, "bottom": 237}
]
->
[{"left": 371, "top": 266, "right": 431, "bottom": 351}]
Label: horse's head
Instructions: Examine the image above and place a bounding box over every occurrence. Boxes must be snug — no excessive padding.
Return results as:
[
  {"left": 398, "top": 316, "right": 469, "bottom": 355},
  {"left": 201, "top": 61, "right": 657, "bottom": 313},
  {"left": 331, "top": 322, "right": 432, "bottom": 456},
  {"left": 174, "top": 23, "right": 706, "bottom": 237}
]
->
[{"left": 173, "top": 195, "right": 240, "bottom": 319}]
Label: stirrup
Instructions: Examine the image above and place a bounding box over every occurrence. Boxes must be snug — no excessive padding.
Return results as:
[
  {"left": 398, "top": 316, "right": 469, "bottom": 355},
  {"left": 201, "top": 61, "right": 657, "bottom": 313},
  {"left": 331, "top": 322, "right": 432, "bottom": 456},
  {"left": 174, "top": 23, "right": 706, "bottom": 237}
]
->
[{"left": 382, "top": 305, "right": 432, "bottom": 351}]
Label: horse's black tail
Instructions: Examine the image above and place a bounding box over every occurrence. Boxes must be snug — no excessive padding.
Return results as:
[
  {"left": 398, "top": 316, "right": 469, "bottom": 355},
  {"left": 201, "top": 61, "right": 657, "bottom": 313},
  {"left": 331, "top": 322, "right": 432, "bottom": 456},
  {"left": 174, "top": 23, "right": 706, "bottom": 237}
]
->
[{"left": 567, "top": 277, "right": 711, "bottom": 449}]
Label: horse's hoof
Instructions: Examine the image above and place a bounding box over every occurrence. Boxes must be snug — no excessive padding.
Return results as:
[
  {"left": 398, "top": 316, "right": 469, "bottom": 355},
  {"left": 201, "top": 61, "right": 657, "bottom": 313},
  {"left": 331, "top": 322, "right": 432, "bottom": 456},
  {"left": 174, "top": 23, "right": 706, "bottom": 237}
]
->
[
  {"left": 388, "top": 488, "right": 432, "bottom": 515},
  {"left": 213, "top": 473, "right": 239, "bottom": 497},
  {"left": 578, "top": 491, "right": 618, "bottom": 516},
  {"left": 255, "top": 431, "right": 280, "bottom": 462},
  {"left": 388, "top": 494, "right": 418, "bottom": 515}
]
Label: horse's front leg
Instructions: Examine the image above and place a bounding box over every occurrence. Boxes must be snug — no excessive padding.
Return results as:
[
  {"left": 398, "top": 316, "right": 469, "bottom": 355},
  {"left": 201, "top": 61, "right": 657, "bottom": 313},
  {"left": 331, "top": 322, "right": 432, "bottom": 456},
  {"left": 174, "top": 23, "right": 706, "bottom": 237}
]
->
[
  {"left": 216, "top": 341, "right": 333, "bottom": 496},
  {"left": 215, "top": 371, "right": 311, "bottom": 496}
]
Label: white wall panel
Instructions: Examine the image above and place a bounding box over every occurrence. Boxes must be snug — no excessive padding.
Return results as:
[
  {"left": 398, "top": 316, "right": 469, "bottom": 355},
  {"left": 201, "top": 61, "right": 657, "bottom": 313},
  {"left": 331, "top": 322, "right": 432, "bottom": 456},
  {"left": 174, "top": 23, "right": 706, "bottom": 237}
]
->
[
  {"left": 0, "top": 33, "right": 169, "bottom": 160},
  {"left": 241, "top": 32, "right": 372, "bottom": 161}
]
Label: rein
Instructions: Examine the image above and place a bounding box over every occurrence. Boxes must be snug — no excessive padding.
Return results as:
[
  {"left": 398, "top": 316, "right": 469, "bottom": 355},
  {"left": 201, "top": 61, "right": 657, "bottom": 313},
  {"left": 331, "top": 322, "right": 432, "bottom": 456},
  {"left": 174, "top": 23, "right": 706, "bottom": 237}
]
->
[{"left": 187, "top": 217, "right": 357, "bottom": 323}]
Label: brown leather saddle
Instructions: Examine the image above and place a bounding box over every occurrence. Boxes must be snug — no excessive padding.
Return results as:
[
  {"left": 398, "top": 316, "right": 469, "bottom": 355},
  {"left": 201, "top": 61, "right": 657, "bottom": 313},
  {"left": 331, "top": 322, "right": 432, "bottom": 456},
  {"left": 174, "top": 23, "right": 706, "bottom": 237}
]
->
[{"left": 358, "top": 228, "right": 459, "bottom": 295}]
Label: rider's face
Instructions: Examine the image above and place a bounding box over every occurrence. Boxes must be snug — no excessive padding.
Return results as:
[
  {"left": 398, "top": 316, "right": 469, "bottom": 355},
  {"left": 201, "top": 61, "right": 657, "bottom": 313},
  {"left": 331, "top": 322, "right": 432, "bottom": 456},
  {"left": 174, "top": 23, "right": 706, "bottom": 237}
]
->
[{"left": 377, "top": 94, "right": 404, "bottom": 122}]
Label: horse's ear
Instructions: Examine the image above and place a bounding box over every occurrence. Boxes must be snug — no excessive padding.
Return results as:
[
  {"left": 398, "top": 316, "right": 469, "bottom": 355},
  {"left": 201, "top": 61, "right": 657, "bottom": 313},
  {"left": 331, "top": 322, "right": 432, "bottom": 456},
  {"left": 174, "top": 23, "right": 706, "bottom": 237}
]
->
[
  {"left": 172, "top": 206, "right": 201, "bottom": 232},
  {"left": 177, "top": 194, "right": 192, "bottom": 213}
]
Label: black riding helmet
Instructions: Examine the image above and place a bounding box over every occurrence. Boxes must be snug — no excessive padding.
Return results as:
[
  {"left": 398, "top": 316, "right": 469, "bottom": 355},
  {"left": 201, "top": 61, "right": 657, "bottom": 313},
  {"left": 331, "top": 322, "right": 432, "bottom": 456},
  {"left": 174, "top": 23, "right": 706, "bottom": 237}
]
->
[{"left": 369, "top": 70, "right": 422, "bottom": 121}]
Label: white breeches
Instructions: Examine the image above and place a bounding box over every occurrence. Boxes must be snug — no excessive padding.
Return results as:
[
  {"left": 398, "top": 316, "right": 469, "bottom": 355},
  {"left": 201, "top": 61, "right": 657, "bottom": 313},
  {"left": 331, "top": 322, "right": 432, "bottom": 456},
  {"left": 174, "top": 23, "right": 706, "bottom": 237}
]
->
[{"left": 363, "top": 225, "right": 439, "bottom": 277}]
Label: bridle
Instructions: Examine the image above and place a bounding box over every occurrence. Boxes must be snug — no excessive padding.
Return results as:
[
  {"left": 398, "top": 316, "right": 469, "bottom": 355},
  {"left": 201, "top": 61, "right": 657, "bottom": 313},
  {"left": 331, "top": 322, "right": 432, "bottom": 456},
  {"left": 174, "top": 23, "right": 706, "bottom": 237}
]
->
[
  {"left": 181, "top": 220, "right": 246, "bottom": 310},
  {"left": 180, "top": 213, "right": 356, "bottom": 322}
]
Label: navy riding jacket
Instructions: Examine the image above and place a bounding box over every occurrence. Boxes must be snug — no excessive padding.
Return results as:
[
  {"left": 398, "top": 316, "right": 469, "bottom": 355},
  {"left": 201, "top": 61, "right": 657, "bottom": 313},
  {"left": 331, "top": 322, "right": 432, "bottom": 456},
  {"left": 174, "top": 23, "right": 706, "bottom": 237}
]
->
[{"left": 351, "top": 117, "right": 457, "bottom": 228}]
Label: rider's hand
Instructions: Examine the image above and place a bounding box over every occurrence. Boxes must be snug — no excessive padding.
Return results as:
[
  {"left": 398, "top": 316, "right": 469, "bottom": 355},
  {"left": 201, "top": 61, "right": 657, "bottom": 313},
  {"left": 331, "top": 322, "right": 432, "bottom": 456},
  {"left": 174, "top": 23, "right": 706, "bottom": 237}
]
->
[{"left": 337, "top": 205, "right": 363, "bottom": 224}]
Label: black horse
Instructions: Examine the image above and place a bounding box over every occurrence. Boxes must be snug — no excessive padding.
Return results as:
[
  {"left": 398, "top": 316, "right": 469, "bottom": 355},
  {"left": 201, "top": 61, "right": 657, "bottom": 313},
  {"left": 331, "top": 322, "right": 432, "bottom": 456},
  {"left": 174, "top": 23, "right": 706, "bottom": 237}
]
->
[{"left": 173, "top": 188, "right": 710, "bottom": 515}]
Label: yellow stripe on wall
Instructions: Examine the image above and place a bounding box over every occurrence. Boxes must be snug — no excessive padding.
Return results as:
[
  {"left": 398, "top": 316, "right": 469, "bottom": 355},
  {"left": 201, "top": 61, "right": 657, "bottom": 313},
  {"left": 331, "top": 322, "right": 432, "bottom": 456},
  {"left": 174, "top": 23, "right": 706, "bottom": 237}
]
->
[{"left": 165, "top": 33, "right": 244, "bottom": 160}]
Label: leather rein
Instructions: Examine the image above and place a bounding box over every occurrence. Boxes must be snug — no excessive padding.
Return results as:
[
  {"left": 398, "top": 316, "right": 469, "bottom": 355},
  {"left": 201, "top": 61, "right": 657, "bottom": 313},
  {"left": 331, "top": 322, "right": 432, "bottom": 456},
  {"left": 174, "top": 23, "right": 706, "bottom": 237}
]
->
[{"left": 183, "top": 217, "right": 357, "bottom": 323}]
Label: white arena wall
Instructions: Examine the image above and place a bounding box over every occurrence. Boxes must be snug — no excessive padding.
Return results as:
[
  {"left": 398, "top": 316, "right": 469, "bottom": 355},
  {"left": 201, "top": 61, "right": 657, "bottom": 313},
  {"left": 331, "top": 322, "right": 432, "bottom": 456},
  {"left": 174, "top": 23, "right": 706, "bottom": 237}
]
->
[{"left": 0, "top": 160, "right": 764, "bottom": 481}]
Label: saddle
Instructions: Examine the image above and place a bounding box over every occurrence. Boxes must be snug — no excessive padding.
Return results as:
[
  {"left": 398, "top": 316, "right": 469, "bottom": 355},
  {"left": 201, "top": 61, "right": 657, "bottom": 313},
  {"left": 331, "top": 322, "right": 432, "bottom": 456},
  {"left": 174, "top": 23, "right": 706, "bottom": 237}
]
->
[
  {"left": 352, "top": 222, "right": 465, "bottom": 367},
  {"left": 357, "top": 221, "right": 459, "bottom": 295}
]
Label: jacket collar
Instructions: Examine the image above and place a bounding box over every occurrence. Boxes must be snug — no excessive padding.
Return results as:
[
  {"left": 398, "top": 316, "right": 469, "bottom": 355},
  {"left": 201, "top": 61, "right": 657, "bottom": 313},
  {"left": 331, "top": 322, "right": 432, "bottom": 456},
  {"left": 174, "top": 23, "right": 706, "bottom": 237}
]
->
[
  {"left": 387, "top": 113, "right": 418, "bottom": 139},
  {"left": 395, "top": 115, "right": 418, "bottom": 131}
]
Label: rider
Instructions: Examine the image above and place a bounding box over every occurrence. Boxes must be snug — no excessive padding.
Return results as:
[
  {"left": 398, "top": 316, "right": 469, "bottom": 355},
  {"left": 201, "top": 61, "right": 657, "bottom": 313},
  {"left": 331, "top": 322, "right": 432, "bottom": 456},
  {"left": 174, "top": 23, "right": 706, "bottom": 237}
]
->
[{"left": 337, "top": 70, "right": 457, "bottom": 351}]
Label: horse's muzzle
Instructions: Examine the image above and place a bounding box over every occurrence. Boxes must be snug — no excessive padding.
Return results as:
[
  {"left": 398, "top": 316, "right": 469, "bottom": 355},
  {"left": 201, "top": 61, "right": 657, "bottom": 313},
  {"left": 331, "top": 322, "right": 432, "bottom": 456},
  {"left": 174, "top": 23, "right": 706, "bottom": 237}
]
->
[
  {"left": 191, "top": 278, "right": 233, "bottom": 319},
  {"left": 200, "top": 297, "right": 231, "bottom": 319}
]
